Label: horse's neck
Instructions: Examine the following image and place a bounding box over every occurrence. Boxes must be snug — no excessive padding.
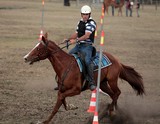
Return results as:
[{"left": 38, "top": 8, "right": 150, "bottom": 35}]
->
[{"left": 48, "top": 42, "right": 72, "bottom": 78}]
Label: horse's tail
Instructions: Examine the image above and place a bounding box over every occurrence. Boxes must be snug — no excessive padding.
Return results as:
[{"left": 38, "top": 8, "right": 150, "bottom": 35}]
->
[{"left": 119, "top": 64, "right": 145, "bottom": 95}]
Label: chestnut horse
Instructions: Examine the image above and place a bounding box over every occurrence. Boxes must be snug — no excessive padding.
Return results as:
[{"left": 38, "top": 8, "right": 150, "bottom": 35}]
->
[
  {"left": 103, "top": 0, "right": 125, "bottom": 16},
  {"left": 24, "top": 33, "right": 144, "bottom": 124}
]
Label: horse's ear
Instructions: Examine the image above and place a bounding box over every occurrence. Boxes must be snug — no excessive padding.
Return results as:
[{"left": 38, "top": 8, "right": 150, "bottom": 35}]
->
[
  {"left": 41, "top": 32, "right": 48, "bottom": 45},
  {"left": 42, "top": 36, "right": 47, "bottom": 45},
  {"left": 44, "top": 32, "right": 48, "bottom": 39},
  {"left": 42, "top": 35, "right": 45, "bottom": 42}
]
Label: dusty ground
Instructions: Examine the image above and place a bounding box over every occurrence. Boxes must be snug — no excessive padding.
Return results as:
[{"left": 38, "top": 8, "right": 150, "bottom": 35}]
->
[{"left": 0, "top": 0, "right": 160, "bottom": 124}]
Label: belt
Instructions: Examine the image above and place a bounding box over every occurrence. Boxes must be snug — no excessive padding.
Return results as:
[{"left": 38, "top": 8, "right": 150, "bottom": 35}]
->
[{"left": 78, "top": 41, "right": 92, "bottom": 45}]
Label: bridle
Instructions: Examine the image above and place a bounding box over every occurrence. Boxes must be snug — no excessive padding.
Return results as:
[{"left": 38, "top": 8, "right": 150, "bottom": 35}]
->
[
  {"left": 35, "top": 40, "right": 71, "bottom": 61},
  {"left": 33, "top": 41, "right": 49, "bottom": 62}
]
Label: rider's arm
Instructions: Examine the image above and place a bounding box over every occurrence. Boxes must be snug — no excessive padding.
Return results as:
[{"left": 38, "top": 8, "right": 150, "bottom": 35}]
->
[
  {"left": 77, "top": 32, "right": 91, "bottom": 42},
  {"left": 63, "top": 32, "right": 77, "bottom": 44},
  {"left": 69, "top": 32, "right": 77, "bottom": 40},
  {"left": 68, "top": 32, "right": 78, "bottom": 44},
  {"left": 69, "top": 32, "right": 91, "bottom": 43}
]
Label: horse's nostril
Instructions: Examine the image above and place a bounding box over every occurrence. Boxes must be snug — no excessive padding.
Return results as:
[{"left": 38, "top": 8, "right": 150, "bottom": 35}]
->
[
  {"left": 23, "top": 55, "right": 28, "bottom": 60},
  {"left": 24, "top": 57, "right": 27, "bottom": 61}
]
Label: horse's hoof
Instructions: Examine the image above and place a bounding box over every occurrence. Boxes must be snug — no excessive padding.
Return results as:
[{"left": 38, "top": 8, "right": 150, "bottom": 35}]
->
[
  {"left": 108, "top": 110, "right": 117, "bottom": 120},
  {"left": 110, "top": 111, "right": 116, "bottom": 116},
  {"left": 42, "top": 120, "right": 49, "bottom": 124},
  {"left": 66, "top": 104, "right": 78, "bottom": 110},
  {"left": 36, "top": 121, "right": 42, "bottom": 124}
]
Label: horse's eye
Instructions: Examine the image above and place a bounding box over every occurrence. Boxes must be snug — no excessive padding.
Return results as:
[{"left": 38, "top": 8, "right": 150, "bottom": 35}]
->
[{"left": 37, "top": 48, "right": 40, "bottom": 51}]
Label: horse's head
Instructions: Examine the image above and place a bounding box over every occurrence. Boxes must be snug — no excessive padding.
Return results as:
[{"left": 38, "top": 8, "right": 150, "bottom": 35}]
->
[{"left": 24, "top": 33, "right": 50, "bottom": 64}]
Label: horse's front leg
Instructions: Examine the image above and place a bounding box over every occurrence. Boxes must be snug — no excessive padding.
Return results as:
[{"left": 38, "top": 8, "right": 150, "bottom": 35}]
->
[
  {"left": 43, "top": 92, "right": 63, "bottom": 124},
  {"left": 60, "top": 87, "right": 81, "bottom": 110}
]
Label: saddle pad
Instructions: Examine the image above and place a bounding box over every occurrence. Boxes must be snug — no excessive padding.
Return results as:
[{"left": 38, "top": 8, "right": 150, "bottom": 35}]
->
[
  {"left": 72, "top": 52, "right": 112, "bottom": 72},
  {"left": 72, "top": 54, "right": 83, "bottom": 72},
  {"left": 93, "top": 52, "right": 112, "bottom": 71}
]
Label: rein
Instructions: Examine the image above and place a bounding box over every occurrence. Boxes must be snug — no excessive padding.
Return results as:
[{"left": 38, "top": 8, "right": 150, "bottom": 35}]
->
[
  {"left": 59, "top": 59, "right": 75, "bottom": 91},
  {"left": 46, "top": 40, "right": 74, "bottom": 91},
  {"left": 50, "top": 41, "right": 72, "bottom": 55}
]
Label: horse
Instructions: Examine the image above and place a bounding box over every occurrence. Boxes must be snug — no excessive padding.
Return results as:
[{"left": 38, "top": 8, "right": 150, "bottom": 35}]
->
[
  {"left": 23, "top": 33, "right": 145, "bottom": 124},
  {"left": 103, "top": 0, "right": 125, "bottom": 16}
]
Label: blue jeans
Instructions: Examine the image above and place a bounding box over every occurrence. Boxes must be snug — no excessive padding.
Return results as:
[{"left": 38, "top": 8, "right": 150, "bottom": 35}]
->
[
  {"left": 69, "top": 43, "right": 93, "bottom": 66},
  {"left": 111, "top": 6, "right": 114, "bottom": 16},
  {"left": 129, "top": 8, "right": 132, "bottom": 17},
  {"left": 69, "top": 43, "right": 95, "bottom": 84},
  {"left": 126, "top": 8, "right": 128, "bottom": 17}
]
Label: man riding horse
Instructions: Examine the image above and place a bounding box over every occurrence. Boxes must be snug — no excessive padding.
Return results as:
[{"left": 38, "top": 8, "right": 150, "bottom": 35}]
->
[{"left": 68, "top": 5, "right": 97, "bottom": 91}]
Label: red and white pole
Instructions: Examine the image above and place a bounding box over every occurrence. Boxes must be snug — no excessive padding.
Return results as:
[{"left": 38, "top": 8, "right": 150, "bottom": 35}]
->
[
  {"left": 93, "top": 3, "right": 105, "bottom": 124},
  {"left": 39, "top": 0, "right": 45, "bottom": 41}
]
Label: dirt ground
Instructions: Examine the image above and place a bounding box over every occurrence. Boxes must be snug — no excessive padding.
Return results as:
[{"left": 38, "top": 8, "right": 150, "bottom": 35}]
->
[{"left": 0, "top": 0, "right": 160, "bottom": 124}]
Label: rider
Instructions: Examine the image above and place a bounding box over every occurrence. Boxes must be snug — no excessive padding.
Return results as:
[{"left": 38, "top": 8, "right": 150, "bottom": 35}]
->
[
  {"left": 54, "top": 5, "right": 97, "bottom": 91},
  {"left": 68, "top": 5, "right": 97, "bottom": 91}
]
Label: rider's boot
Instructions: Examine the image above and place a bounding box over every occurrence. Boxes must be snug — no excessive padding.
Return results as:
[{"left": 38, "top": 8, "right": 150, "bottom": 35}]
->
[{"left": 87, "top": 62, "right": 96, "bottom": 91}]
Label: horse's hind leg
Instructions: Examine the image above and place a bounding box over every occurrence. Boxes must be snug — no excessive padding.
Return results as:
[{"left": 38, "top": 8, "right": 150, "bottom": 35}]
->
[
  {"left": 108, "top": 77, "right": 121, "bottom": 111},
  {"left": 100, "top": 79, "right": 114, "bottom": 97},
  {"left": 100, "top": 79, "right": 116, "bottom": 113},
  {"left": 100, "top": 78, "right": 121, "bottom": 115}
]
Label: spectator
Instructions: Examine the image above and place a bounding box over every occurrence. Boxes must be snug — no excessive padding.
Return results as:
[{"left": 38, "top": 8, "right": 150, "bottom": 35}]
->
[
  {"left": 64, "top": 0, "right": 70, "bottom": 6},
  {"left": 126, "top": 0, "right": 133, "bottom": 17},
  {"left": 136, "top": 1, "right": 140, "bottom": 17},
  {"left": 125, "top": 0, "right": 130, "bottom": 17},
  {"left": 111, "top": 4, "right": 114, "bottom": 16},
  {"left": 129, "top": 1, "right": 134, "bottom": 17}
]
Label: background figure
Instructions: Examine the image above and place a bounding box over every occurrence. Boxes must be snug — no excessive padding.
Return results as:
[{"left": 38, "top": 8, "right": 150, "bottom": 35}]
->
[
  {"left": 136, "top": 1, "right": 140, "bottom": 17},
  {"left": 126, "top": 0, "right": 133, "bottom": 17},
  {"left": 129, "top": 1, "right": 134, "bottom": 17},
  {"left": 64, "top": 0, "right": 70, "bottom": 6},
  {"left": 111, "top": 5, "right": 114, "bottom": 16},
  {"left": 125, "top": 0, "right": 130, "bottom": 17},
  {"left": 118, "top": 6, "right": 122, "bottom": 16}
]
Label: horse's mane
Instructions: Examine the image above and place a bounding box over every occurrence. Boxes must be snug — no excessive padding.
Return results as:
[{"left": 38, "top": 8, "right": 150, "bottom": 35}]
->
[{"left": 48, "top": 40, "right": 71, "bottom": 58}]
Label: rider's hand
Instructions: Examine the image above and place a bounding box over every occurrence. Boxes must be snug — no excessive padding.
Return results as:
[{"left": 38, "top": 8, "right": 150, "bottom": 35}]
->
[
  {"left": 63, "top": 39, "right": 69, "bottom": 43},
  {"left": 70, "top": 39, "right": 76, "bottom": 44}
]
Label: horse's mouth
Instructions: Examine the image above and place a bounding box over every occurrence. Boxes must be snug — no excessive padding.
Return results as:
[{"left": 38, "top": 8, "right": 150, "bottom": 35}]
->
[
  {"left": 24, "top": 57, "right": 38, "bottom": 65},
  {"left": 24, "top": 59, "right": 34, "bottom": 65},
  {"left": 29, "top": 61, "right": 34, "bottom": 65}
]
